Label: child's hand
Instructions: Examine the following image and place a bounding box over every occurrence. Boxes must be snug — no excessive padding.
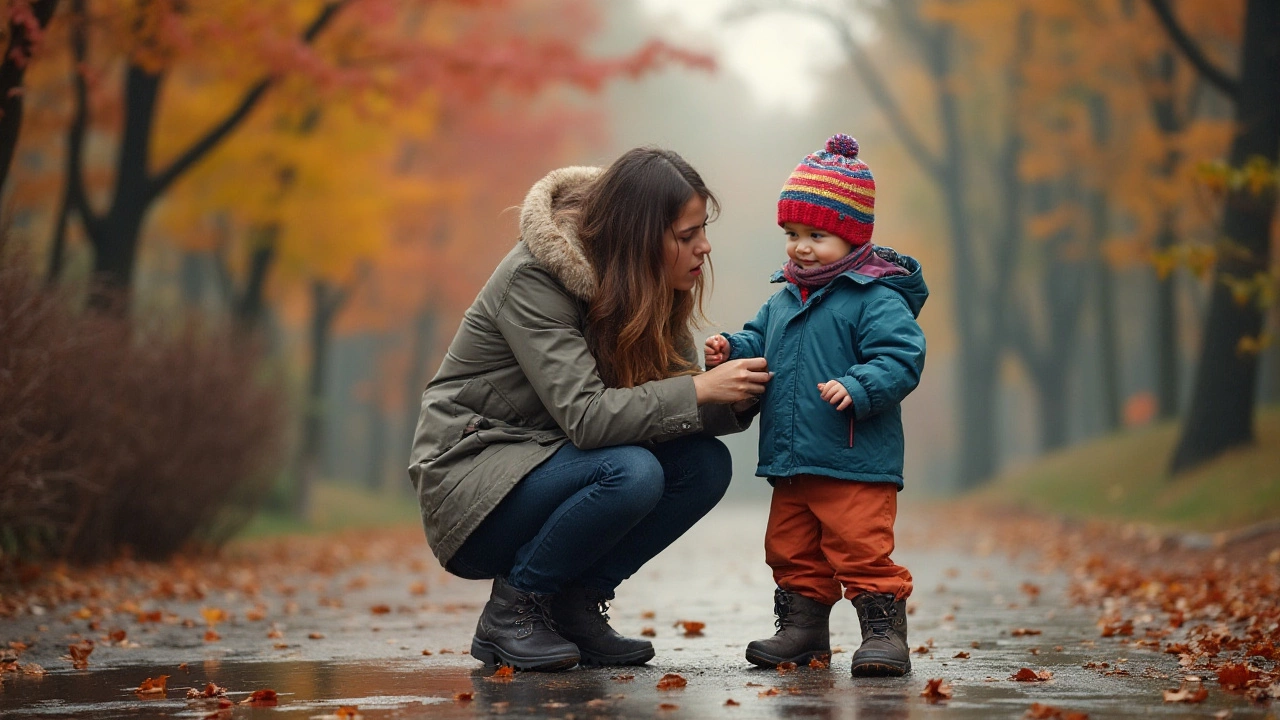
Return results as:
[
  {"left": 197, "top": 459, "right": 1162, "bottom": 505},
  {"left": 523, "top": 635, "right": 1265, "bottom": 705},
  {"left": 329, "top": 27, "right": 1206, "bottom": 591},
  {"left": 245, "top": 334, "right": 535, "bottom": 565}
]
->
[
  {"left": 704, "top": 334, "right": 730, "bottom": 368},
  {"left": 817, "top": 380, "right": 852, "bottom": 411}
]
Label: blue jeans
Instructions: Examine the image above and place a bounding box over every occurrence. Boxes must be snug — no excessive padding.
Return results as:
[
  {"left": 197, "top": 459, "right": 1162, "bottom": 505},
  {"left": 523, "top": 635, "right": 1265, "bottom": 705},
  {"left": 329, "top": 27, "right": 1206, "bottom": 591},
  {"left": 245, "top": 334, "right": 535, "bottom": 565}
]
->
[{"left": 447, "top": 434, "right": 732, "bottom": 596}]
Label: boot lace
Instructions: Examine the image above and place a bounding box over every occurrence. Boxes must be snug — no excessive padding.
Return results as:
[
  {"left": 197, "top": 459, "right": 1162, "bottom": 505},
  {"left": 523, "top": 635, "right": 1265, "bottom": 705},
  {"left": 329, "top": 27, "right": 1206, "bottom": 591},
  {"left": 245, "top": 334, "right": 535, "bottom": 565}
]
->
[
  {"left": 861, "top": 598, "right": 895, "bottom": 638},
  {"left": 516, "top": 591, "right": 559, "bottom": 632},
  {"left": 773, "top": 588, "right": 793, "bottom": 631}
]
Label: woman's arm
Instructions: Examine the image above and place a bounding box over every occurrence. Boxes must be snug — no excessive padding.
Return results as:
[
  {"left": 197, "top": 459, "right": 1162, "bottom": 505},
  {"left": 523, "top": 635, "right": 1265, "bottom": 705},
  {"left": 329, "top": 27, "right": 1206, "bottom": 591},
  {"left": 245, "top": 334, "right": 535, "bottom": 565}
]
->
[{"left": 494, "top": 263, "right": 766, "bottom": 449}]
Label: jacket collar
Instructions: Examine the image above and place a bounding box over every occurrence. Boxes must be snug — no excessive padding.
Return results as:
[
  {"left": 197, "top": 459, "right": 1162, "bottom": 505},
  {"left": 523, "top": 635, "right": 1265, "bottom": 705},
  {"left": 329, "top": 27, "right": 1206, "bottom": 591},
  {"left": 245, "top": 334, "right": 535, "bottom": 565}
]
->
[{"left": 520, "top": 166, "right": 603, "bottom": 302}]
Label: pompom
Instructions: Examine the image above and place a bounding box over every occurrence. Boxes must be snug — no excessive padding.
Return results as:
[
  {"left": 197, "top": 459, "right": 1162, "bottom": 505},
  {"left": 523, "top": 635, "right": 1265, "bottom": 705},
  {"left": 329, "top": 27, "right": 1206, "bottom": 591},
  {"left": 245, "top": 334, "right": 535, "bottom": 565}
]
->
[{"left": 825, "top": 134, "right": 860, "bottom": 159}]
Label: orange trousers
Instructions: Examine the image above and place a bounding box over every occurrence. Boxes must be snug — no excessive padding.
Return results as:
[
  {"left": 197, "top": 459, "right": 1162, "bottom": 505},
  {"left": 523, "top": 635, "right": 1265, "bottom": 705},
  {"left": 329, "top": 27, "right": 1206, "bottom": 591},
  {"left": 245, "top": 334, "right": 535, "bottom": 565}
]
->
[{"left": 764, "top": 474, "right": 913, "bottom": 606}]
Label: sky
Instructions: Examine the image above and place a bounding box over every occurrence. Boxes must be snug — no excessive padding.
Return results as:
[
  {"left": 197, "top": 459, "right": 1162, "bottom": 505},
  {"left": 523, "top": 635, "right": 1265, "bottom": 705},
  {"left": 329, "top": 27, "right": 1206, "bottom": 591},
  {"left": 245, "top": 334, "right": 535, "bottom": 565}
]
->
[{"left": 635, "top": 0, "right": 853, "bottom": 111}]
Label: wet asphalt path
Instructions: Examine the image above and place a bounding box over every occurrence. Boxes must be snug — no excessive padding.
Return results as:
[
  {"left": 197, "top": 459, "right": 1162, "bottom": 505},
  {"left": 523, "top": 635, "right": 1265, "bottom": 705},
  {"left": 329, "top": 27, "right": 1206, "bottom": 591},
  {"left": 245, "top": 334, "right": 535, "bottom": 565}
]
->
[{"left": 0, "top": 502, "right": 1270, "bottom": 719}]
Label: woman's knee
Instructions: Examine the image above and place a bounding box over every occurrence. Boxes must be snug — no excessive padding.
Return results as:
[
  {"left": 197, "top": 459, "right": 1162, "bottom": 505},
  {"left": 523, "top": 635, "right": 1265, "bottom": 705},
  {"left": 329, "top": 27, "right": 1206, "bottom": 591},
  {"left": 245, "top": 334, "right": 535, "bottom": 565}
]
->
[
  {"left": 677, "top": 435, "right": 733, "bottom": 502},
  {"left": 602, "top": 445, "right": 666, "bottom": 511}
]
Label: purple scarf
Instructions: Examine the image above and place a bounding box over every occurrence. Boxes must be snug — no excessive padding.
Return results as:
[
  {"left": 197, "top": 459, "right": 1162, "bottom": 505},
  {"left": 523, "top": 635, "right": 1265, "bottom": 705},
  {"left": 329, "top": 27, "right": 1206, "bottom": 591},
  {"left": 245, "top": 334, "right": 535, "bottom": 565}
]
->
[{"left": 782, "top": 244, "right": 906, "bottom": 294}]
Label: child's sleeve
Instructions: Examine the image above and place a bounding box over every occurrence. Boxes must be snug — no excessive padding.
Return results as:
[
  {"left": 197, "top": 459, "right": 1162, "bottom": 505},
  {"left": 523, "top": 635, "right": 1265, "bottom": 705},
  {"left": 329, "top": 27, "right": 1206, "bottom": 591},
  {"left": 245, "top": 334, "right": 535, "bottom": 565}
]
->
[
  {"left": 836, "top": 295, "right": 926, "bottom": 421},
  {"left": 721, "top": 299, "right": 771, "bottom": 360}
]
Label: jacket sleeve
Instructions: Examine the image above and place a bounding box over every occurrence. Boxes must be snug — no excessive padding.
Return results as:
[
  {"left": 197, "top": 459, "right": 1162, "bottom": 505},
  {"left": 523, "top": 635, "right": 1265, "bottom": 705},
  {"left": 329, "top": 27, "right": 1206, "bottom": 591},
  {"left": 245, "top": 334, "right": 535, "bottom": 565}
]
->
[
  {"left": 723, "top": 298, "right": 771, "bottom": 360},
  {"left": 493, "top": 263, "right": 703, "bottom": 449},
  {"left": 673, "top": 333, "right": 753, "bottom": 438},
  {"left": 836, "top": 294, "right": 926, "bottom": 421}
]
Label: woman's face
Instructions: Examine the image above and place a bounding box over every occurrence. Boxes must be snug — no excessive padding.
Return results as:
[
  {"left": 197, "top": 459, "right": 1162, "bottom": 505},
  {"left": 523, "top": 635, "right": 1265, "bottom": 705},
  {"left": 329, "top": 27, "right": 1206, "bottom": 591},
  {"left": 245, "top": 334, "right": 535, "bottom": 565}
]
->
[{"left": 663, "top": 193, "right": 710, "bottom": 292}]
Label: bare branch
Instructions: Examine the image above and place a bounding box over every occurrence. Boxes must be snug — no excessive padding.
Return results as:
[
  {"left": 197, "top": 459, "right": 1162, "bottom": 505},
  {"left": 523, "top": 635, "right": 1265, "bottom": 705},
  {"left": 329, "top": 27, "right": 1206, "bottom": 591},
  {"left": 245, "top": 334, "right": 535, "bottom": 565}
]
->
[
  {"left": 147, "top": 1, "right": 348, "bottom": 199},
  {"left": 1145, "top": 0, "right": 1239, "bottom": 100},
  {"left": 728, "top": 0, "right": 945, "bottom": 180}
]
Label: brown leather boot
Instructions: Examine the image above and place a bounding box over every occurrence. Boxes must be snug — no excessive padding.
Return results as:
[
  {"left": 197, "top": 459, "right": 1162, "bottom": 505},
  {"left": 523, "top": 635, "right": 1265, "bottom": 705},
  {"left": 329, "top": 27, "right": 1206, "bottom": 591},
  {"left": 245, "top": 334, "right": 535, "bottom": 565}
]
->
[
  {"left": 745, "top": 588, "right": 832, "bottom": 668},
  {"left": 849, "top": 593, "right": 910, "bottom": 677}
]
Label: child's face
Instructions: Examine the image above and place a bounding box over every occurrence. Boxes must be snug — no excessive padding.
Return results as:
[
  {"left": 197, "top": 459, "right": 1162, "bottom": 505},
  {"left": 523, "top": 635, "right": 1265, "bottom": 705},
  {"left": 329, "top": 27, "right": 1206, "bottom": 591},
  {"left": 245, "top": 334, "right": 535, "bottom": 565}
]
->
[{"left": 783, "top": 222, "right": 855, "bottom": 269}]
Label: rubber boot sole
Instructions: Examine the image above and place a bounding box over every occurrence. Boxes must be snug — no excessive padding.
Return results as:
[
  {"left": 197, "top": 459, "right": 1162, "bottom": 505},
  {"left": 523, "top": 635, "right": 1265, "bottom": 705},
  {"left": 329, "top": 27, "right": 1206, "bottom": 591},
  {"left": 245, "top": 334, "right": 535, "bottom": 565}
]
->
[
  {"left": 745, "top": 645, "right": 831, "bottom": 669},
  {"left": 470, "top": 637, "right": 580, "bottom": 672},
  {"left": 850, "top": 657, "right": 911, "bottom": 677},
  {"left": 577, "top": 645, "right": 655, "bottom": 667}
]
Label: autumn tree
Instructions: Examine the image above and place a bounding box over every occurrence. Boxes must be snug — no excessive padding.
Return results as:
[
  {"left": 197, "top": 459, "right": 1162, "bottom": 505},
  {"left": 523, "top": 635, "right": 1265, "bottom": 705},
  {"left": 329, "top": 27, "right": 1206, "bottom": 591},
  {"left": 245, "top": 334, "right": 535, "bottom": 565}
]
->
[
  {"left": 1148, "top": 0, "right": 1279, "bottom": 472},
  {"left": 0, "top": 0, "right": 58, "bottom": 193},
  {"left": 33, "top": 0, "right": 703, "bottom": 311}
]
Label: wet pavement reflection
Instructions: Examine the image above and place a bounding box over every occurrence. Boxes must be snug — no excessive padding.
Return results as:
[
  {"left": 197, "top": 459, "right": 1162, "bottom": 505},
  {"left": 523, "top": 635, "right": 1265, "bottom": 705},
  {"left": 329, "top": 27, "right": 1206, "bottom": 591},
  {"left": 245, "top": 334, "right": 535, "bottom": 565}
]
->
[{"left": 1, "top": 503, "right": 1273, "bottom": 718}]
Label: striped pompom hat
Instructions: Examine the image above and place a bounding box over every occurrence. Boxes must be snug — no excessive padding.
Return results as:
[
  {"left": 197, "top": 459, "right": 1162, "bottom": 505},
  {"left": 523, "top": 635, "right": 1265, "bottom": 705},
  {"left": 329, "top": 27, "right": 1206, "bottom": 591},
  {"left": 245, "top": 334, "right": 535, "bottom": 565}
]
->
[{"left": 777, "top": 133, "right": 875, "bottom": 245}]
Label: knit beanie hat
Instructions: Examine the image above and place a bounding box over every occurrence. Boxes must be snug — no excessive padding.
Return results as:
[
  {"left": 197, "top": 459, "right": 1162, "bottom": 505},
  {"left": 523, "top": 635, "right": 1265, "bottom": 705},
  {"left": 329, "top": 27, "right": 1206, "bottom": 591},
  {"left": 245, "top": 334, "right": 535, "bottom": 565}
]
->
[{"left": 777, "top": 134, "right": 875, "bottom": 245}]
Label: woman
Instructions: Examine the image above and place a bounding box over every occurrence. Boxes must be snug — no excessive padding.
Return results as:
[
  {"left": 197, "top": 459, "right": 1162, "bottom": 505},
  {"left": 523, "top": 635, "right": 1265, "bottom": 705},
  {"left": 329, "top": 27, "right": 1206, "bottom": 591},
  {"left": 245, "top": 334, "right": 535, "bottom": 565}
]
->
[{"left": 408, "top": 148, "right": 771, "bottom": 671}]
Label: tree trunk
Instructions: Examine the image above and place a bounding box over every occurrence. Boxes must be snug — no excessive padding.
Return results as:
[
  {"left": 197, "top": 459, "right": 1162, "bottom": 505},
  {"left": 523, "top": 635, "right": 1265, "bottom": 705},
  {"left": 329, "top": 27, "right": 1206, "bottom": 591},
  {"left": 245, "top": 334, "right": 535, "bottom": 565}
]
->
[
  {"left": 86, "top": 66, "right": 160, "bottom": 311},
  {"left": 1087, "top": 95, "right": 1122, "bottom": 433},
  {"left": 0, "top": 0, "right": 59, "bottom": 194},
  {"left": 364, "top": 335, "right": 390, "bottom": 492},
  {"left": 401, "top": 302, "right": 437, "bottom": 481},
  {"left": 294, "top": 279, "right": 347, "bottom": 515},
  {"left": 1170, "top": 0, "right": 1280, "bottom": 472},
  {"left": 1152, "top": 218, "right": 1181, "bottom": 419},
  {"left": 233, "top": 226, "right": 277, "bottom": 333}
]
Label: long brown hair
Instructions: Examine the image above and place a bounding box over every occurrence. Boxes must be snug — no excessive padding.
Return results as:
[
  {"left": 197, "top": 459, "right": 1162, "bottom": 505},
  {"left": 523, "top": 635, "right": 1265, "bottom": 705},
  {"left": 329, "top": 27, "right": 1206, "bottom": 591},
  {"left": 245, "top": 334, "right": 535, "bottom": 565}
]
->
[{"left": 573, "top": 147, "right": 718, "bottom": 388}]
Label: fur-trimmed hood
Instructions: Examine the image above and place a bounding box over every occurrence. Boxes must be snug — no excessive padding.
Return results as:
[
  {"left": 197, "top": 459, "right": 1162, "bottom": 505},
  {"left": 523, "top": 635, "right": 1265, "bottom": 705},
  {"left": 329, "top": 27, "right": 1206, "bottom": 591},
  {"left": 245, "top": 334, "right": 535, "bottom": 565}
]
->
[{"left": 519, "top": 165, "right": 602, "bottom": 302}]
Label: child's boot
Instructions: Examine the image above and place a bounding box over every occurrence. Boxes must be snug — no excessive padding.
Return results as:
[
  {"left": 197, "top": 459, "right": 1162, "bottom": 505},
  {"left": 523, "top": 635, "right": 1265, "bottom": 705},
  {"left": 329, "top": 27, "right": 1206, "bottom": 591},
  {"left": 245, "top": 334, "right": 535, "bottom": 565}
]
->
[
  {"left": 849, "top": 592, "right": 911, "bottom": 676},
  {"left": 745, "top": 588, "right": 832, "bottom": 668}
]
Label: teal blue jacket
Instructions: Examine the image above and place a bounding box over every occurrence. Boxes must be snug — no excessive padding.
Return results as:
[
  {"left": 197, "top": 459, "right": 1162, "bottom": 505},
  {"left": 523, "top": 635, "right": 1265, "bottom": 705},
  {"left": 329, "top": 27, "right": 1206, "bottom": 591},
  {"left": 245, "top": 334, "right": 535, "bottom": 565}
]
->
[{"left": 723, "top": 253, "right": 928, "bottom": 487}]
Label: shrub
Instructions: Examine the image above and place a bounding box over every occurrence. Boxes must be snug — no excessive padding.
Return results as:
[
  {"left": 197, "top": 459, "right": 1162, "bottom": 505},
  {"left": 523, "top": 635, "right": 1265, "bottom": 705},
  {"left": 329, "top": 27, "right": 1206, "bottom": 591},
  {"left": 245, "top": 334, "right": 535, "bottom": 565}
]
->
[{"left": 0, "top": 243, "right": 286, "bottom": 563}]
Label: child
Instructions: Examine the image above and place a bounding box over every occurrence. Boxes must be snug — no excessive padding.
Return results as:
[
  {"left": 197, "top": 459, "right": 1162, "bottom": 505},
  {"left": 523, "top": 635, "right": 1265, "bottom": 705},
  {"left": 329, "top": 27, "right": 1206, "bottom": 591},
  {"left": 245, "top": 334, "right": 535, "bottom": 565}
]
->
[{"left": 705, "top": 134, "right": 927, "bottom": 677}]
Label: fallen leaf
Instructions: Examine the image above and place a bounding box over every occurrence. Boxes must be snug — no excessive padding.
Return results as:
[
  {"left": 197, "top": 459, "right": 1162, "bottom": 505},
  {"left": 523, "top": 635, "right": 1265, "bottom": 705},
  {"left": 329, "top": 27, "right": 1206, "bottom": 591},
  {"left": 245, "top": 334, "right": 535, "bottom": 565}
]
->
[
  {"left": 758, "top": 687, "right": 781, "bottom": 698},
  {"left": 1216, "top": 663, "right": 1257, "bottom": 691},
  {"left": 108, "top": 629, "right": 127, "bottom": 643},
  {"left": 486, "top": 665, "right": 514, "bottom": 682},
  {"left": 308, "top": 632, "right": 325, "bottom": 640},
  {"left": 1011, "top": 668, "right": 1053, "bottom": 682},
  {"left": 808, "top": 654, "right": 830, "bottom": 669},
  {"left": 659, "top": 703, "right": 679, "bottom": 711},
  {"left": 370, "top": 605, "right": 391, "bottom": 615},
  {"left": 244, "top": 607, "right": 266, "bottom": 622},
  {"left": 921, "top": 678, "right": 953, "bottom": 703},
  {"left": 20, "top": 663, "right": 45, "bottom": 676},
  {"left": 656, "top": 673, "right": 687, "bottom": 690},
  {"left": 1024, "top": 702, "right": 1089, "bottom": 719},
  {"left": 1020, "top": 583, "right": 1042, "bottom": 599},
  {"left": 641, "top": 610, "right": 656, "bottom": 619},
  {"left": 725, "top": 698, "right": 740, "bottom": 706},
  {"left": 914, "top": 645, "right": 931, "bottom": 654},
  {"left": 420, "top": 649, "right": 432, "bottom": 655},
  {"left": 777, "top": 661, "right": 797, "bottom": 674},
  {"left": 200, "top": 608, "right": 226, "bottom": 627},
  {"left": 675, "top": 620, "right": 705, "bottom": 637},
  {"left": 67, "top": 640, "right": 93, "bottom": 669},
  {"left": 1164, "top": 679, "right": 1208, "bottom": 703},
  {"left": 204, "top": 630, "right": 221, "bottom": 642},
  {"left": 1011, "top": 628, "right": 1042, "bottom": 637},
  {"left": 453, "top": 691, "right": 474, "bottom": 703},
  {"left": 267, "top": 627, "right": 284, "bottom": 639},
  {"left": 408, "top": 582, "right": 427, "bottom": 596},
  {"left": 135, "top": 675, "right": 169, "bottom": 696},
  {"left": 641, "top": 627, "right": 656, "bottom": 637},
  {"left": 187, "top": 682, "right": 227, "bottom": 699},
  {"left": 242, "top": 689, "right": 278, "bottom": 706},
  {"left": 954, "top": 651, "right": 971, "bottom": 659}
]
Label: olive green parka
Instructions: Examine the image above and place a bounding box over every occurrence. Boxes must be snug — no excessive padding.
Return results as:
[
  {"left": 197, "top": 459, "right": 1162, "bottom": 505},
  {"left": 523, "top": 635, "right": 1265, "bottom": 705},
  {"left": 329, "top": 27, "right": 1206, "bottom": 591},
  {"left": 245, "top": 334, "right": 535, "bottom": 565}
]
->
[{"left": 408, "top": 166, "right": 749, "bottom": 567}]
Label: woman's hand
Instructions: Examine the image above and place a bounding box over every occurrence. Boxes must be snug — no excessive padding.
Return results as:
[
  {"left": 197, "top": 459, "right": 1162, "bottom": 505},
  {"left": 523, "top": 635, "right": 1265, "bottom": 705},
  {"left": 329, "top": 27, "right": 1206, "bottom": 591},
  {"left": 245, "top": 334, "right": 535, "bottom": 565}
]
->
[
  {"left": 704, "top": 334, "right": 730, "bottom": 368},
  {"left": 693, "top": 357, "right": 771, "bottom": 405}
]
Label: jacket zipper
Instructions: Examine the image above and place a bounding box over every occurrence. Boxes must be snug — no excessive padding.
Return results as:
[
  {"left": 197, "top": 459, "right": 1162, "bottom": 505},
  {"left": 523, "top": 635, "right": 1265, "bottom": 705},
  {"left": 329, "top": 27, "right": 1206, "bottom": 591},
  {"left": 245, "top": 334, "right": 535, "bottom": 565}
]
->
[{"left": 848, "top": 416, "right": 855, "bottom": 448}]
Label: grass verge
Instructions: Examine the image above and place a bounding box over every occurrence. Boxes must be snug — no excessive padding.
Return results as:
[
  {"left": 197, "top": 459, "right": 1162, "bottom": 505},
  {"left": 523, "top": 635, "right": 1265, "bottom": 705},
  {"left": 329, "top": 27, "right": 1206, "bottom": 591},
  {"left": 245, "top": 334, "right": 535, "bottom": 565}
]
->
[
  {"left": 238, "top": 482, "right": 421, "bottom": 539},
  {"left": 972, "top": 406, "right": 1280, "bottom": 533}
]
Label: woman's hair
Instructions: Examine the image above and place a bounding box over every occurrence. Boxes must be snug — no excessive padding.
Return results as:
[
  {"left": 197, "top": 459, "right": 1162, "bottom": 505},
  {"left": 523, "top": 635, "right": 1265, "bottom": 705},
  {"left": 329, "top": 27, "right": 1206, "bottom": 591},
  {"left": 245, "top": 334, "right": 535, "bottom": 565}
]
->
[{"left": 568, "top": 147, "right": 719, "bottom": 389}]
